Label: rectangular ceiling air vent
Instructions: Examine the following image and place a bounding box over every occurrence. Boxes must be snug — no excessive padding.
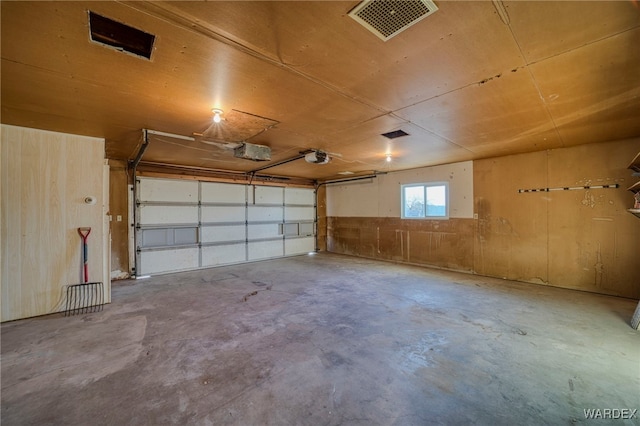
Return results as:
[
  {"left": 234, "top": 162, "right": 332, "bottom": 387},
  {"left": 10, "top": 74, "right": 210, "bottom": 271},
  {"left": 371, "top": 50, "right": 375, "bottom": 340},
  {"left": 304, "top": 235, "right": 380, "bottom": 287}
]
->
[
  {"left": 381, "top": 129, "right": 409, "bottom": 139},
  {"left": 348, "top": 0, "right": 438, "bottom": 41},
  {"left": 89, "top": 11, "right": 155, "bottom": 59}
]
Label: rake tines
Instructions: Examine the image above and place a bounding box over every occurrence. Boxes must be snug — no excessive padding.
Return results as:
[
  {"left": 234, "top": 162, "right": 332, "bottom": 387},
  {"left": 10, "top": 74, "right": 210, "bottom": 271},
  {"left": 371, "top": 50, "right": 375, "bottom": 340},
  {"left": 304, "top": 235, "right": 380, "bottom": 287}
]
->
[{"left": 65, "top": 282, "right": 104, "bottom": 316}]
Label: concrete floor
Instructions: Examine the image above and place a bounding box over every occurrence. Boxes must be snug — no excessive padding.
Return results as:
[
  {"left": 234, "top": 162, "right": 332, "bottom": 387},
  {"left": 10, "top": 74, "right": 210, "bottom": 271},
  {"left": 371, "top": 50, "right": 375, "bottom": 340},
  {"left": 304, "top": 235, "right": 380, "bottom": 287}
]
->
[{"left": 2, "top": 253, "right": 639, "bottom": 425}]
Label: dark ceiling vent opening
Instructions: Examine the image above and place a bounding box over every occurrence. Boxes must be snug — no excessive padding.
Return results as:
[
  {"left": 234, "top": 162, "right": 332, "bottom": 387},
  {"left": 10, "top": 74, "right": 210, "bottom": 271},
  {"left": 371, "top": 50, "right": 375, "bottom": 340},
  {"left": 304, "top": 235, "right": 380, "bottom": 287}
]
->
[
  {"left": 348, "top": 0, "right": 439, "bottom": 41},
  {"left": 89, "top": 11, "right": 155, "bottom": 59},
  {"left": 382, "top": 129, "right": 409, "bottom": 139}
]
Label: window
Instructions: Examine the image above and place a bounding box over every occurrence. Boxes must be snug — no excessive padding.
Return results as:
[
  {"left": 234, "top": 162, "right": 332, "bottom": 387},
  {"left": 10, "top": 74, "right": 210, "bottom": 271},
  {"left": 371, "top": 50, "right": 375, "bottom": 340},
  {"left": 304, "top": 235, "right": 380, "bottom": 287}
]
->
[{"left": 401, "top": 182, "right": 448, "bottom": 219}]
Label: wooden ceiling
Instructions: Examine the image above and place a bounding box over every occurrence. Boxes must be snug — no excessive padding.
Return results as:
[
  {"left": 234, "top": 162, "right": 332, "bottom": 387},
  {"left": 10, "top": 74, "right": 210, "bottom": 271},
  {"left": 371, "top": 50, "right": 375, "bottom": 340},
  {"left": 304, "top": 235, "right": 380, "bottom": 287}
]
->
[{"left": 2, "top": 1, "right": 639, "bottom": 180}]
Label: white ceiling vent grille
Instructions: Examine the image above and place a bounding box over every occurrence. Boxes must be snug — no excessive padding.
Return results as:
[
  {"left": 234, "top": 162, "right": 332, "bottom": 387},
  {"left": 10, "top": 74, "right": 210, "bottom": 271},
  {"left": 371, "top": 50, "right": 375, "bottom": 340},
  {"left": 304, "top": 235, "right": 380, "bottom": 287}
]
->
[{"left": 349, "top": 0, "right": 438, "bottom": 41}]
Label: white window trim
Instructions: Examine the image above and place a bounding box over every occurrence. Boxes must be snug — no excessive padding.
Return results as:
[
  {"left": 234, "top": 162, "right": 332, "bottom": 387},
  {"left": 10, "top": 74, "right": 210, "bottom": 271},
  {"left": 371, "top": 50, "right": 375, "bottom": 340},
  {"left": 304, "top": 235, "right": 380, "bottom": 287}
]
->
[{"left": 401, "top": 181, "right": 449, "bottom": 220}]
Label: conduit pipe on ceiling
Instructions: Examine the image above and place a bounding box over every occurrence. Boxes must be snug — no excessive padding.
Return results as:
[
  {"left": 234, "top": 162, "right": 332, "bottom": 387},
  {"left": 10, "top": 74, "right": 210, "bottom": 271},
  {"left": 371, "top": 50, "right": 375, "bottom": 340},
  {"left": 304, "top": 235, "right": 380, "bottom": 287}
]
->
[{"left": 317, "top": 174, "right": 381, "bottom": 187}]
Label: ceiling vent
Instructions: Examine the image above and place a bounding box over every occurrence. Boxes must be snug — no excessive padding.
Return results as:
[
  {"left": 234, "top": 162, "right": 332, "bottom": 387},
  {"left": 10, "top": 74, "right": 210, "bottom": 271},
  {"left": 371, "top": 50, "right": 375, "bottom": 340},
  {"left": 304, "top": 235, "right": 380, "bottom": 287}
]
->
[
  {"left": 89, "top": 11, "right": 155, "bottom": 59},
  {"left": 348, "top": 0, "right": 438, "bottom": 41},
  {"left": 381, "top": 129, "right": 409, "bottom": 139}
]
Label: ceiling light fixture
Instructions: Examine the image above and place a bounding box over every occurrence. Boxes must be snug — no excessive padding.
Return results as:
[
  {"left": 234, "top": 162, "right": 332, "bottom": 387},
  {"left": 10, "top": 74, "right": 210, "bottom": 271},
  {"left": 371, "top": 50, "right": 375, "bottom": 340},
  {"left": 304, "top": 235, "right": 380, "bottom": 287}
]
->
[
  {"left": 386, "top": 154, "right": 392, "bottom": 162},
  {"left": 212, "top": 108, "right": 223, "bottom": 123}
]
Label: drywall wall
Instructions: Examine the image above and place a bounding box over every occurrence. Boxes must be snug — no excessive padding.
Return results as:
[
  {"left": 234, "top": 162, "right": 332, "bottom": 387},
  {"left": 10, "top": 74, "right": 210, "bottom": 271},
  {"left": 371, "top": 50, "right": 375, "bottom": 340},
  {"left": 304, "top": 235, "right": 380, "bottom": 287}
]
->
[
  {"left": 326, "top": 161, "right": 474, "bottom": 218},
  {"left": 1, "top": 125, "right": 110, "bottom": 321},
  {"left": 326, "top": 140, "right": 640, "bottom": 298}
]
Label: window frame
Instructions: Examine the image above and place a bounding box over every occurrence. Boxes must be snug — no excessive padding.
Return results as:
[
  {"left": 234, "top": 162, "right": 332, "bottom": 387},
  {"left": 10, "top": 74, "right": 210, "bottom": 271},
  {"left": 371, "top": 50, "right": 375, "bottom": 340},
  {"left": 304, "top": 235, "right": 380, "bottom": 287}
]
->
[{"left": 401, "top": 181, "right": 449, "bottom": 220}]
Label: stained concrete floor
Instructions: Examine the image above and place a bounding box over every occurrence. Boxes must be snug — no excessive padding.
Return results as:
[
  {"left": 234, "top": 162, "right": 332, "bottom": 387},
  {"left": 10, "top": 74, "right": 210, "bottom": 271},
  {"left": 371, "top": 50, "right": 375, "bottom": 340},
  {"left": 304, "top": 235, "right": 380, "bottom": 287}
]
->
[{"left": 2, "top": 253, "right": 639, "bottom": 425}]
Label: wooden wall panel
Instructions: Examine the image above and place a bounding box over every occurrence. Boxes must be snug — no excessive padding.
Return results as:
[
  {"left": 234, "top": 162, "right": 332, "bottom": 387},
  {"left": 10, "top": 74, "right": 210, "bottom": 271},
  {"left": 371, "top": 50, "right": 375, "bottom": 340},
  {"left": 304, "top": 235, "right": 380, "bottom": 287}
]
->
[
  {"left": 546, "top": 140, "right": 640, "bottom": 297},
  {"left": 473, "top": 138, "right": 639, "bottom": 298},
  {"left": 1, "top": 125, "right": 108, "bottom": 321},
  {"left": 327, "top": 217, "right": 475, "bottom": 272},
  {"left": 327, "top": 139, "right": 640, "bottom": 299},
  {"left": 316, "top": 185, "right": 327, "bottom": 252},
  {"left": 473, "top": 151, "right": 549, "bottom": 283},
  {"left": 108, "top": 160, "right": 129, "bottom": 279}
]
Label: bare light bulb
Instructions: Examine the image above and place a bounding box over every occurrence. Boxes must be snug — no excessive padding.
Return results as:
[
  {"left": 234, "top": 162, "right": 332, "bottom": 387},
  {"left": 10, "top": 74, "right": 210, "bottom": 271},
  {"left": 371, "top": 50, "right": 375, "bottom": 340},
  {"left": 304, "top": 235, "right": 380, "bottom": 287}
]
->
[
  {"left": 386, "top": 154, "right": 392, "bottom": 162},
  {"left": 212, "top": 109, "right": 223, "bottom": 123}
]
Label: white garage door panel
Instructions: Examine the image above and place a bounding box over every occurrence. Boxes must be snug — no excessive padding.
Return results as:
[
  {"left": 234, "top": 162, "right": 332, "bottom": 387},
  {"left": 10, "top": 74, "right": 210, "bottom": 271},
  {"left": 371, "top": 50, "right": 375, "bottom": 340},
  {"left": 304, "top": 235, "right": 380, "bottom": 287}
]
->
[
  {"left": 248, "top": 240, "right": 284, "bottom": 260},
  {"left": 137, "top": 178, "right": 315, "bottom": 275},
  {"left": 285, "top": 206, "right": 315, "bottom": 221},
  {"left": 141, "top": 227, "right": 198, "bottom": 247},
  {"left": 202, "top": 225, "right": 246, "bottom": 243},
  {"left": 201, "top": 182, "right": 245, "bottom": 203},
  {"left": 139, "top": 178, "right": 198, "bottom": 202},
  {"left": 248, "top": 206, "right": 283, "bottom": 222},
  {"left": 201, "top": 206, "right": 245, "bottom": 223},
  {"left": 285, "top": 237, "right": 315, "bottom": 255},
  {"left": 299, "top": 222, "right": 315, "bottom": 236},
  {"left": 139, "top": 205, "right": 199, "bottom": 224},
  {"left": 139, "top": 248, "right": 199, "bottom": 275},
  {"left": 285, "top": 188, "right": 315, "bottom": 205},
  {"left": 202, "top": 244, "right": 246, "bottom": 266},
  {"left": 248, "top": 223, "right": 281, "bottom": 240},
  {"left": 254, "top": 186, "right": 283, "bottom": 204}
]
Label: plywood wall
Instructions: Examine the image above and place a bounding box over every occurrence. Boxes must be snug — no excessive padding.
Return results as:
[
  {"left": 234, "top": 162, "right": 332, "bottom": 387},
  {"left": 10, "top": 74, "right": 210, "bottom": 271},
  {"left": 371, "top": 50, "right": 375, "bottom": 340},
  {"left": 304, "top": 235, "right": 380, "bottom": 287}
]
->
[
  {"left": 108, "top": 160, "right": 130, "bottom": 279},
  {"left": 1, "top": 125, "right": 109, "bottom": 321},
  {"left": 545, "top": 142, "right": 639, "bottom": 297},
  {"left": 474, "top": 138, "right": 640, "bottom": 298},
  {"left": 326, "top": 140, "right": 640, "bottom": 299},
  {"left": 473, "top": 151, "right": 549, "bottom": 283},
  {"left": 316, "top": 185, "right": 327, "bottom": 252}
]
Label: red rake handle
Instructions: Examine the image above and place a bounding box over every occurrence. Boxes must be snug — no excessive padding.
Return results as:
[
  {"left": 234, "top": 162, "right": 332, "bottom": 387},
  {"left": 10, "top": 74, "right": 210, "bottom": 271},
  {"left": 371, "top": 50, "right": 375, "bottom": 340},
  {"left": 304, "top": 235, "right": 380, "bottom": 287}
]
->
[{"left": 78, "top": 227, "right": 91, "bottom": 283}]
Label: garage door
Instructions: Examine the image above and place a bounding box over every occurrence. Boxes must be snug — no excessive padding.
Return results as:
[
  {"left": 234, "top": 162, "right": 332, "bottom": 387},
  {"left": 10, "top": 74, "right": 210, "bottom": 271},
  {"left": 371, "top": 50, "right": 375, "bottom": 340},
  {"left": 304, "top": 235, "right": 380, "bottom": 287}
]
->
[{"left": 136, "top": 177, "right": 316, "bottom": 275}]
